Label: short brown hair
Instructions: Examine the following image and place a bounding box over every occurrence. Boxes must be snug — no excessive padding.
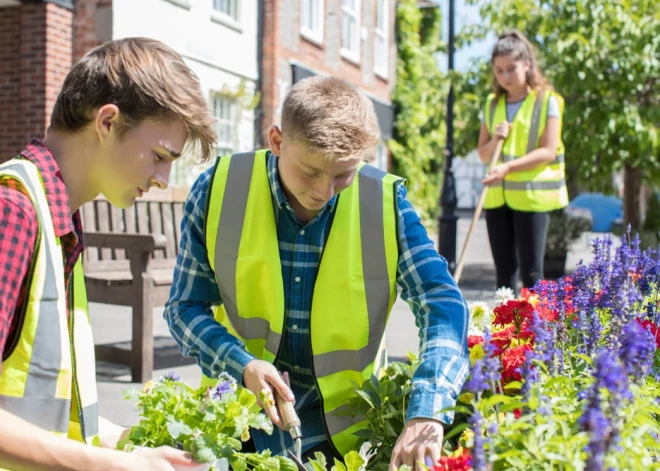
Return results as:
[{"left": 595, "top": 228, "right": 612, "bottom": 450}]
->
[
  {"left": 49, "top": 37, "right": 216, "bottom": 163},
  {"left": 281, "top": 76, "right": 381, "bottom": 161}
]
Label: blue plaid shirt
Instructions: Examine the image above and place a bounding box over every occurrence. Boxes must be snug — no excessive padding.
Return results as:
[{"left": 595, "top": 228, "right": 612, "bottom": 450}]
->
[{"left": 165, "top": 152, "right": 469, "bottom": 457}]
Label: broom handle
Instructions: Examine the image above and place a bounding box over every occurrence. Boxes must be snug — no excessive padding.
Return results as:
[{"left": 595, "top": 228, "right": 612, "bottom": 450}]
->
[{"left": 453, "top": 138, "right": 505, "bottom": 283}]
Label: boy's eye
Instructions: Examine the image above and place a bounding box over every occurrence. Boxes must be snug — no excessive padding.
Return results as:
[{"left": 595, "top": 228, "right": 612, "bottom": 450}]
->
[{"left": 155, "top": 153, "right": 165, "bottom": 161}]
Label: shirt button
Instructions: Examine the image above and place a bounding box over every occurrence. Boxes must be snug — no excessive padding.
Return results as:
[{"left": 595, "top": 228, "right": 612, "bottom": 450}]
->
[
  {"left": 295, "top": 276, "right": 301, "bottom": 283},
  {"left": 292, "top": 324, "right": 298, "bottom": 331},
  {"left": 299, "top": 230, "right": 305, "bottom": 236},
  {"left": 294, "top": 365, "right": 301, "bottom": 371}
]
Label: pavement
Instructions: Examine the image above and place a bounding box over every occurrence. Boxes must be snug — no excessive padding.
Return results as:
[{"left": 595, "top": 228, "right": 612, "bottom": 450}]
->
[{"left": 92, "top": 216, "right": 599, "bottom": 427}]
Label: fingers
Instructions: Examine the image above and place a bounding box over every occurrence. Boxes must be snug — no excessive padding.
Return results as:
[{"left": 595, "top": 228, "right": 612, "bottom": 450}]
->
[
  {"left": 259, "top": 383, "right": 284, "bottom": 429},
  {"left": 267, "top": 369, "right": 295, "bottom": 403},
  {"left": 154, "top": 446, "right": 196, "bottom": 465}
]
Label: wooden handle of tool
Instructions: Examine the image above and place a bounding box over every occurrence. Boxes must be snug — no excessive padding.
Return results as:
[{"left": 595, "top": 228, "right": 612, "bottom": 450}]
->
[
  {"left": 275, "top": 390, "right": 301, "bottom": 430},
  {"left": 454, "top": 138, "right": 504, "bottom": 284}
]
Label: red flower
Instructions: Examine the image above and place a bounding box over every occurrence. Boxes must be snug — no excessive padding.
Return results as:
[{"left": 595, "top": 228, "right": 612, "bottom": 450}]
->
[
  {"left": 468, "top": 335, "right": 484, "bottom": 349},
  {"left": 637, "top": 319, "right": 660, "bottom": 349},
  {"left": 513, "top": 408, "right": 522, "bottom": 419},
  {"left": 536, "top": 305, "right": 558, "bottom": 322},
  {"left": 520, "top": 287, "right": 534, "bottom": 301},
  {"left": 435, "top": 451, "right": 472, "bottom": 471},
  {"left": 491, "top": 326, "right": 516, "bottom": 354},
  {"left": 501, "top": 344, "right": 532, "bottom": 384},
  {"left": 494, "top": 300, "right": 535, "bottom": 327}
]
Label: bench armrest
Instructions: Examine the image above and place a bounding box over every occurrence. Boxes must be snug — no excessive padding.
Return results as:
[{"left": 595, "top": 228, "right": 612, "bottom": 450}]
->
[{"left": 84, "top": 232, "right": 167, "bottom": 252}]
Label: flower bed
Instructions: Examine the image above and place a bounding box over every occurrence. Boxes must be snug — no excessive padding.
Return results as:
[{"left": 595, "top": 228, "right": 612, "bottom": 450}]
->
[{"left": 120, "top": 233, "right": 660, "bottom": 470}]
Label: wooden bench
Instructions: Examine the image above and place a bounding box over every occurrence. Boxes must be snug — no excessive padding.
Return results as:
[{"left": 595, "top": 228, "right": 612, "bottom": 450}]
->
[{"left": 81, "top": 186, "right": 189, "bottom": 383}]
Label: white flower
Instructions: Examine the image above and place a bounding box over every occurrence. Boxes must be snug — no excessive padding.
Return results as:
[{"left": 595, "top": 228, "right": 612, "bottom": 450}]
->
[
  {"left": 468, "top": 301, "right": 492, "bottom": 334},
  {"left": 495, "top": 286, "right": 515, "bottom": 303}
]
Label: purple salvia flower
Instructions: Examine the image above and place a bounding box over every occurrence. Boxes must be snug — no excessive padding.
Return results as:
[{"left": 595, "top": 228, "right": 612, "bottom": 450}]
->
[
  {"left": 466, "top": 330, "right": 501, "bottom": 395},
  {"left": 469, "top": 409, "right": 487, "bottom": 471},
  {"left": 580, "top": 402, "right": 611, "bottom": 471},
  {"left": 592, "top": 350, "right": 632, "bottom": 401},
  {"left": 619, "top": 320, "right": 655, "bottom": 383}
]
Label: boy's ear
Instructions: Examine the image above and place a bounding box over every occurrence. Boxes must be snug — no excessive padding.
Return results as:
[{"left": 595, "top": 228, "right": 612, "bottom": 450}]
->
[
  {"left": 268, "top": 125, "right": 283, "bottom": 156},
  {"left": 94, "top": 104, "right": 121, "bottom": 142}
]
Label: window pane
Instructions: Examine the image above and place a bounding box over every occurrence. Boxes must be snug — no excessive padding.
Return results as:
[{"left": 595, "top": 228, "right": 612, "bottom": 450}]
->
[{"left": 376, "top": 0, "right": 384, "bottom": 30}]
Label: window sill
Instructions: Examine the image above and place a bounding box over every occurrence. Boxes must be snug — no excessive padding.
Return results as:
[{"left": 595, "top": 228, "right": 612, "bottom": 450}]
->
[
  {"left": 341, "top": 48, "right": 361, "bottom": 67},
  {"left": 163, "top": 0, "right": 191, "bottom": 10},
  {"left": 300, "top": 28, "right": 324, "bottom": 48},
  {"left": 211, "top": 11, "right": 242, "bottom": 32},
  {"left": 374, "top": 68, "right": 389, "bottom": 82}
]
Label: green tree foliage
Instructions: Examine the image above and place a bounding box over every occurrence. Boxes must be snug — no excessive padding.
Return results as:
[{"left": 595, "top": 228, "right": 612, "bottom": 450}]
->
[
  {"left": 467, "top": 0, "right": 660, "bottom": 228},
  {"left": 390, "top": 0, "right": 448, "bottom": 224}
]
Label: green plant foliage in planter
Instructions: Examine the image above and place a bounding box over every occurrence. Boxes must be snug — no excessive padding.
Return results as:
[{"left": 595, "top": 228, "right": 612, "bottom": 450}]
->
[{"left": 544, "top": 207, "right": 592, "bottom": 279}]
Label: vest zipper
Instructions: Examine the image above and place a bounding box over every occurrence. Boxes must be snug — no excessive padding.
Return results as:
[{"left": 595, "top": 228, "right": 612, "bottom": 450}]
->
[{"left": 68, "top": 277, "right": 87, "bottom": 443}]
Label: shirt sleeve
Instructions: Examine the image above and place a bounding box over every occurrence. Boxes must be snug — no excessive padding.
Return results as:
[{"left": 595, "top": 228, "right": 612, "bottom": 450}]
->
[
  {"left": 0, "top": 186, "right": 37, "bottom": 368},
  {"left": 164, "top": 167, "right": 256, "bottom": 383},
  {"left": 547, "top": 94, "right": 560, "bottom": 119},
  {"left": 394, "top": 183, "right": 470, "bottom": 424}
]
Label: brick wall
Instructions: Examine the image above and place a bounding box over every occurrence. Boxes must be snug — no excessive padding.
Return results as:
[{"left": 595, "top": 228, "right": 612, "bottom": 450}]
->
[
  {"left": 0, "top": 0, "right": 112, "bottom": 162},
  {"left": 0, "top": 3, "right": 73, "bottom": 162},
  {"left": 260, "top": 0, "right": 395, "bottom": 144}
]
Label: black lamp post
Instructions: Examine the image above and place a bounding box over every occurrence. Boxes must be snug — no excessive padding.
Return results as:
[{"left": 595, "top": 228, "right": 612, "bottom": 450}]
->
[{"left": 438, "top": 0, "right": 458, "bottom": 272}]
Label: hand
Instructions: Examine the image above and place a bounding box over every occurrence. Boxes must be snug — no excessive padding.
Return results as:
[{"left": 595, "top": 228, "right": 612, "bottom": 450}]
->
[
  {"left": 243, "top": 360, "right": 295, "bottom": 430},
  {"left": 389, "top": 419, "right": 444, "bottom": 471},
  {"left": 118, "top": 446, "right": 197, "bottom": 471},
  {"left": 494, "top": 121, "right": 511, "bottom": 140},
  {"left": 481, "top": 163, "right": 510, "bottom": 186}
]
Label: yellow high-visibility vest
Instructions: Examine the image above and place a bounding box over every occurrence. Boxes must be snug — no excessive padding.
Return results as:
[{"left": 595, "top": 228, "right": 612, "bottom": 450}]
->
[
  {"left": 203, "top": 150, "right": 401, "bottom": 455},
  {"left": 0, "top": 159, "right": 99, "bottom": 462},
  {"left": 483, "top": 89, "right": 568, "bottom": 211}
]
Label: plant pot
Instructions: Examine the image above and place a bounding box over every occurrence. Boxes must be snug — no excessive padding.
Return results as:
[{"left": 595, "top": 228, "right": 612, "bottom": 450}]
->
[{"left": 543, "top": 252, "right": 567, "bottom": 280}]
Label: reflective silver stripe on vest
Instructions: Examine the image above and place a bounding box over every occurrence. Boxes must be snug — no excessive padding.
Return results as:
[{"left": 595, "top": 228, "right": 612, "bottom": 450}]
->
[
  {"left": 314, "top": 165, "right": 392, "bottom": 378},
  {"left": 83, "top": 402, "right": 99, "bottom": 436},
  {"left": 0, "top": 161, "right": 69, "bottom": 434},
  {"left": 0, "top": 396, "right": 69, "bottom": 433},
  {"left": 488, "top": 98, "right": 496, "bottom": 130},
  {"left": 502, "top": 154, "right": 563, "bottom": 164},
  {"left": 504, "top": 179, "right": 567, "bottom": 191},
  {"left": 214, "top": 152, "right": 282, "bottom": 354},
  {"left": 526, "top": 92, "right": 545, "bottom": 153}
]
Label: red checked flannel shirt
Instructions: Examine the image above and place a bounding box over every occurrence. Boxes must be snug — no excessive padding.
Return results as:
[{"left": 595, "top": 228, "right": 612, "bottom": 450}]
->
[{"left": 0, "top": 138, "right": 84, "bottom": 366}]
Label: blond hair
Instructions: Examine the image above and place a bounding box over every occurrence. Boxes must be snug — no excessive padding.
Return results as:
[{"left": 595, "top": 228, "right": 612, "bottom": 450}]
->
[
  {"left": 281, "top": 76, "right": 381, "bottom": 161},
  {"left": 491, "top": 30, "right": 553, "bottom": 99},
  {"left": 49, "top": 37, "right": 216, "bottom": 163}
]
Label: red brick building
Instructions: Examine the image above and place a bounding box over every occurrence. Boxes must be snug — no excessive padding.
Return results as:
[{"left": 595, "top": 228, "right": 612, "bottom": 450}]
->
[
  {"left": 258, "top": 0, "right": 397, "bottom": 170},
  {"left": 0, "top": 0, "right": 110, "bottom": 162}
]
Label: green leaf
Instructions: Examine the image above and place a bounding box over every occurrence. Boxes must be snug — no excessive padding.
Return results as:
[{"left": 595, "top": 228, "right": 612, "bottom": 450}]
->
[
  {"left": 192, "top": 435, "right": 217, "bottom": 463},
  {"left": 277, "top": 456, "right": 299, "bottom": 471},
  {"left": 343, "top": 451, "right": 364, "bottom": 471}
]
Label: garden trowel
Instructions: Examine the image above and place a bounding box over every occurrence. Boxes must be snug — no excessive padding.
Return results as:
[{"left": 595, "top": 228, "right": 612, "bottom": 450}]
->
[{"left": 275, "top": 389, "right": 304, "bottom": 469}]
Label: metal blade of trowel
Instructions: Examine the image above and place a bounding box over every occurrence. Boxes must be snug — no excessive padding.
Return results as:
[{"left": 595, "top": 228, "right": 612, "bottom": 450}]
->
[{"left": 287, "top": 449, "right": 307, "bottom": 471}]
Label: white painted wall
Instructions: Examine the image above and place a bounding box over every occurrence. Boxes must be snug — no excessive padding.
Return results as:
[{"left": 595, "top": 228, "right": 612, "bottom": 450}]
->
[{"left": 112, "top": 0, "right": 259, "bottom": 184}]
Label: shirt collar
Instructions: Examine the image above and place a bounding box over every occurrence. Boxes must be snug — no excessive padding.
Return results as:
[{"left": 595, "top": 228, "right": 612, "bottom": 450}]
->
[
  {"left": 266, "top": 151, "right": 337, "bottom": 213},
  {"left": 19, "top": 138, "right": 76, "bottom": 237}
]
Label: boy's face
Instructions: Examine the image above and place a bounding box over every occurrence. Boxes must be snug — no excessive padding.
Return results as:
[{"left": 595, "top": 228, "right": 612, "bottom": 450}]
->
[
  {"left": 269, "top": 126, "right": 361, "bottom": 212},
  {"left": 97, "top": 117, "right": 187, "bottom": 209}
]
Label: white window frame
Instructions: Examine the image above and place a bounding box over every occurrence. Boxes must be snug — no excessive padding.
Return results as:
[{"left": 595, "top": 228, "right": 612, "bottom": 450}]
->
[
  {"left": 212, "top": 0, "right": 241, "bottom": 27},
  {"left": 375, "top": 141, "right": 388, "bottom": 171},
  {"left": 300, "top": 0, "right": 324, "bottom": 44},
  {"left": 374, "top": 0, "right": 389, "bottom": 78},
  {"left": 212, "top": 95, "right": 237, "bottom": 157},
  {"left": 341, "top": 0, "right": 361, "bottom": 63}
]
